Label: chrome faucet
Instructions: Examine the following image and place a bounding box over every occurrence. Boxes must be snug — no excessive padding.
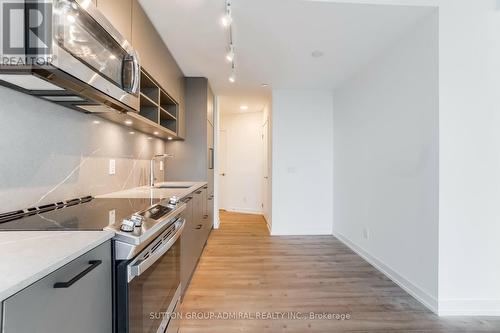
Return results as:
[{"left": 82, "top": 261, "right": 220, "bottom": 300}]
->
[{"left": 150, "top": 153, "right": 174, "bottom": 187}]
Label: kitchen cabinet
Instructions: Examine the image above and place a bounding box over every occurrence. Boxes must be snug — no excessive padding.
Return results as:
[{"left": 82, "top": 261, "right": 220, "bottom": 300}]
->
[
  {"left": 166, "top": 78, "right": 215, "bottom": 214},
  {"left": 181, "top": 196, "right": 196, "bottom": 295},
  {"left": 180, "top": 186, "right": 213, "bottom": 296},
  {"left": 131, "top": 0, "right": 185, "bottom": 132},
  {"left": 207, "top": 120, "right": 215, "bottom": 198},
  {"left": 192, "top": 189, "right": 204, "bottom": 248},
  {"left": 93, "top": 0, "right": 186, "bottom": 139},
  {"left": 200, "top": 186, "right": 212, "bottom": 242},
  {"left": 96, "top": 0, "right": 132, "bottom": 41},
  {"left": 2, "top": 241, "right": 112, "bottom": 333}
]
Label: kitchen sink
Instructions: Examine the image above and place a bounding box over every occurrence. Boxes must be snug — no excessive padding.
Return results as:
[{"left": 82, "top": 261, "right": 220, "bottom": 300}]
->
[{"left": 154, "top": 185, "right": 192, "bottom": 189}]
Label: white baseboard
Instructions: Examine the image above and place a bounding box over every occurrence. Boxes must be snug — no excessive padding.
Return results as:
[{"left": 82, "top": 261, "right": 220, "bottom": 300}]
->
[
  {"left": 224, "top": 207, "right": 263, "bottom": 215},
  {"left": 333, "top": 231, "right": 439, "bottom": 314},
  {"left": 439, "top": 299, "right": 500, "bottom": 316}
]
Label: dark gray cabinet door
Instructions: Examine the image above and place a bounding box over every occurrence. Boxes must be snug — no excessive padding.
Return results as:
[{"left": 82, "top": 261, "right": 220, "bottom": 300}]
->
[
  {"left": 207, "top": 120, "right": 215, "bottom": 198},
  {"left": 208, "top": 192, "right": 214, "bottom": 231},
  {"left": 2, "top": 241, "right": 112, "bottom": 333},
  {"left": 181, "top": 197, "right": 198, "bottom": 295},
  {"left": 191, "top": 190, "right": 205, "bottom": 254},
  {"left": 200, "top": 187, "right": 212, "bottom": 243}
]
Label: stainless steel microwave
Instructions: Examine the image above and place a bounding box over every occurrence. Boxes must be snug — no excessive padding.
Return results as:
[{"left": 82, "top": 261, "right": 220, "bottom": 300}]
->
[{"left": 0, "top": 0, "right": 140, "bottom": 114}]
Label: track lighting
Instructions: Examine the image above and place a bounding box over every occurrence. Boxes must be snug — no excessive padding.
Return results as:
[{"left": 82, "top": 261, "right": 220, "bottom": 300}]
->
[
  {"left": 220, "top": 0, "right": 232, "bottom": 28},
  {"left": 222, "top": 0, "right": 237, "bottom": 84}
]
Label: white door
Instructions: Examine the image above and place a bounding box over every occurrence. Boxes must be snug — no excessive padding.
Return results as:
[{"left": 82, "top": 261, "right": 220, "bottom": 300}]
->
[{"left": 218, "top": 129, "right": 227, "bottom": 210}]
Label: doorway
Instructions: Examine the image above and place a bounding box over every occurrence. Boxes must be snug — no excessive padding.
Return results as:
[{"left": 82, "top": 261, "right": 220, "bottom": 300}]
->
[{"left": 217, "top": 111, "right": 265, "bottom": 215}]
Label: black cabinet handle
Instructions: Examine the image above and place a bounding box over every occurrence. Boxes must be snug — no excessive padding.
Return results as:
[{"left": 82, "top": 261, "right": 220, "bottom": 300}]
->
[
  {"left": 195, "top": 191, "right": 202, "bottom": 194},
  {"left": 195, "top": 224, "right": 202, "bottom": 230},
  {"left": 53, "top": 260, "right": 102, "bottom": 289}
]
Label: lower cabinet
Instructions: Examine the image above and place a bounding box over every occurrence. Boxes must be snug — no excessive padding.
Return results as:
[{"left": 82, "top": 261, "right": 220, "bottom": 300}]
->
[
  {"left": 180, "top": 186, "right": 213, "bottom": 296},
  {"left": 1, "top": 241, "right": 112, "bottom": 333},
  {"left": 180, "top": 196, "right": 197, "bottom": 295}
]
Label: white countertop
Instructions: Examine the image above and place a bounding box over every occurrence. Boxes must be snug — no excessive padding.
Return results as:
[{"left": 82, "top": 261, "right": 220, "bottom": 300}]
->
[
  {"left": 96, "top": 181, "right": 207, "bottom": 200},
  {"left": 0, "top": 181, "right": 205, "bottom": 302},
  {"left": 0, "top": 231, "right": 114, "bottom": 301}
]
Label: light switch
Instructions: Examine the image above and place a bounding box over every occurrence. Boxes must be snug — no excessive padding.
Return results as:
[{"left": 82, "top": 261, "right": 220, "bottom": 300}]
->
[
  {"left": 109, "top": 159, "right": 116, "bottom": 175},
  {"left": 160, "top": 161, "right": 164, "bottom": 171}
]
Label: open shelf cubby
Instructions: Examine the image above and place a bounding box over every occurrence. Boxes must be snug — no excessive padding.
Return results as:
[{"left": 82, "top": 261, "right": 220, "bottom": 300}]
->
[
  {"left": 140, "top": 94, "right": 159, "bottom": 123},
  {"left": 138, "top": 68, "right": 179, "bottom": 137},
  {"left": 140, "top": 72, "right": 159, "bottom": 101},
  {"left": 160, "top": 108, "right": 177, "bottom": 133}
]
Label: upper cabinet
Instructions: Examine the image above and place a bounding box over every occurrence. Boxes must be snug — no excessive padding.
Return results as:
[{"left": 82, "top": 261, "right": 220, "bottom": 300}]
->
[
  {"left": 131, "top": 0, "right": 185, "bottom": 138},
  {"left": 94, "top": 0, "right": 186, "bottom": 139},
  {"left": 131, "top": 1, "right": 185, "bottom": 106},
  {"left": 96, "top": 0, "right": 132, "bottom": 42}
]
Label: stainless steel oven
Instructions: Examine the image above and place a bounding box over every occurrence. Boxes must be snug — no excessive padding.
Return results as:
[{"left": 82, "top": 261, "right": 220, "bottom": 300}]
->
[
  {"left": 116, "top": 216, "right": 184, "bottom": 333},
  {"left": 0, "top": 0, "right": 140, "bottom": 114}
]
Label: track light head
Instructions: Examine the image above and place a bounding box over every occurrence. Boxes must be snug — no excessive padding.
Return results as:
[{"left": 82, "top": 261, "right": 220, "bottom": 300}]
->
[
  {"left": 220, "top": 0, "right": 232, "bottom": 27},
  {"left": 220, "top": 14, "right": 232, "bottom": 27},
  {"left": 225, "top": 46, "right": 235, "bottom": 62}
]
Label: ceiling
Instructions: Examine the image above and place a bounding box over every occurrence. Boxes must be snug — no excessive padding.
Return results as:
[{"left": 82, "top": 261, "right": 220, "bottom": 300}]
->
[{"left": 139, "top": 0, "right": 435, "bottom": 114}]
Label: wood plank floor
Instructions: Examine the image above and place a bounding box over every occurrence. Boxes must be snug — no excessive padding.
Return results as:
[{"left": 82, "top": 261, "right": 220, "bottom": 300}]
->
[{"left": 179, "top": 211, "right": 500, "bottom": 332}]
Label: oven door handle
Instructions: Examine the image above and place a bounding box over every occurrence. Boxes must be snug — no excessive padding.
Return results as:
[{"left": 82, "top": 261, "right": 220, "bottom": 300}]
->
[{"left": 127, "top": 218, "right": 185, "bottom": 282}]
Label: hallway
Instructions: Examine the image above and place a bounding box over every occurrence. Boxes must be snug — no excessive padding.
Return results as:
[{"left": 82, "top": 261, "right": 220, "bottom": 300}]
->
[{"left": 179, "top": 212, "right": 500, "bottom": 332}]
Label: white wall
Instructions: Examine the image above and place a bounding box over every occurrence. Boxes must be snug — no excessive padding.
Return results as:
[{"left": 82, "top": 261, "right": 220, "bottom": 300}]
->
[
  {"left": 333, "top": 12, "right": 439, "bottom": 311},
  {"left": 219, "top": 111, "right": 264, "bottom": 214},
  {"left": 0, "top": 86, "right": 166, "bottom": 211},
  {"left": 331, "top": 0, "right": 500, "bottom": 316},
  {"left": 437, "top": 0, "right": 500, "bottom": 316},
  {"left": 271, "top": 90, "right": 333, "bottom": 235}
]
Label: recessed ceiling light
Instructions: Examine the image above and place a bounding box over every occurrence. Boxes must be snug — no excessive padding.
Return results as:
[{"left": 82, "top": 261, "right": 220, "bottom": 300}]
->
[
  {"left": 167, "top": 137, "right": 173, "bottom": 141},
  {"left": 124, "top": 120, "right": 133, "bottom": 125},
  {"left": 153, "top": 131, "right": 159, "bottom": 135},
  {"left": 92, "top": 120, "right": 100, "bottom": 124},
  {"left": 311, "top": 50, "right": 324, "bottom": 58},
  {"left": 240, "top": 105, "right": 248, "bottom": 110},
  {"left": 129, "top": 131, "right": 135, "bottom": 134}
]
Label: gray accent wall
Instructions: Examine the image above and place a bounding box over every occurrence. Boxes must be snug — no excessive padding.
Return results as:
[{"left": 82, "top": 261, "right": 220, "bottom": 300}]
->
[{"left": 0, "top": 86, "right": 167, "bottom": 212}]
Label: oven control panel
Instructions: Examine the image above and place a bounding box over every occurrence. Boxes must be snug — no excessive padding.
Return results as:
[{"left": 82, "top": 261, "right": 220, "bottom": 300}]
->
[{"left": 140, "top": 204, "right": 172, "bottom": 220}]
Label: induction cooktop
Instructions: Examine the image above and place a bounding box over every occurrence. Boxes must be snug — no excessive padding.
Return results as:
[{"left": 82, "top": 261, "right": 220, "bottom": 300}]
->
[{"left": 0, "top": 196, "right": 161, "bottom": 231}]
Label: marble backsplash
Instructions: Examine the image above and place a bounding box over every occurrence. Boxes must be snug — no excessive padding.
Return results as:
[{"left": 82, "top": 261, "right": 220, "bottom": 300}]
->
[{"left": 0, "top": 86, "right": 168, "bottom": 213}]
